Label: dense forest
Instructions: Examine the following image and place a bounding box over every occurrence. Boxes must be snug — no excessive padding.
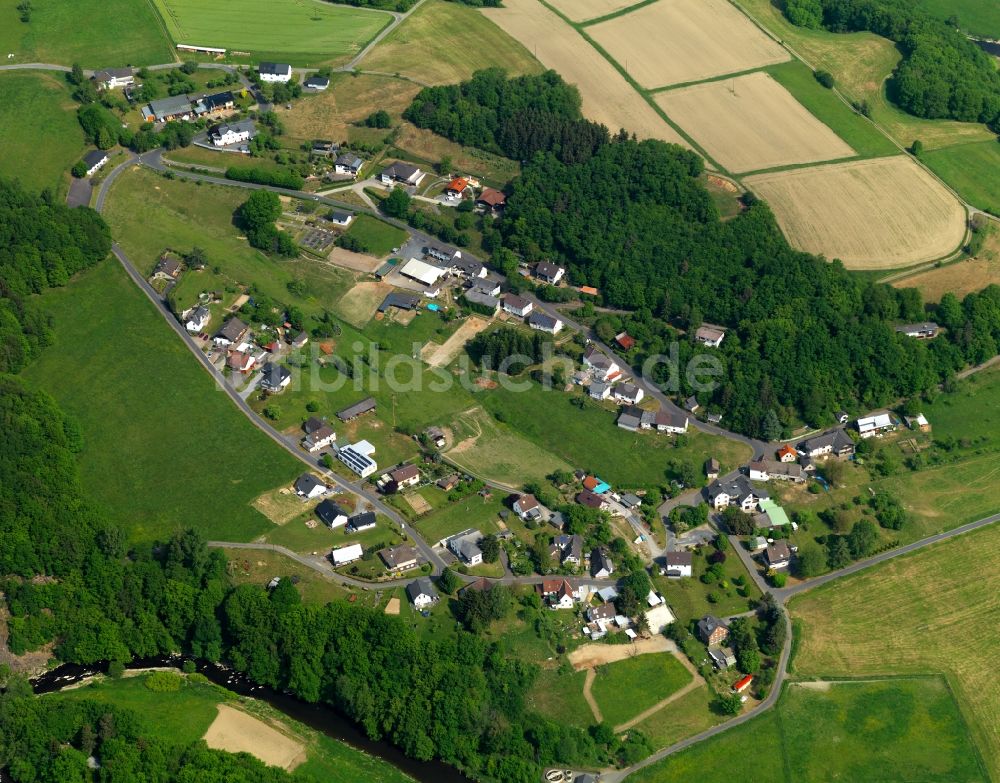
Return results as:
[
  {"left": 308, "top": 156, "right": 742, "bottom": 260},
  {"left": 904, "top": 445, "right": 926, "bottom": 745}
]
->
[
  {"left": 405, "top": 68, "right": 610, "bottom": 164},
  {"left": 783, "top": 0, "right": 1000, "bottom": 124},
  {"left": 404, "top": 70, "right": 1000, "bottom": 435},
  {"left": 0, "top": 180, "right": 110, "bottom": 374}
]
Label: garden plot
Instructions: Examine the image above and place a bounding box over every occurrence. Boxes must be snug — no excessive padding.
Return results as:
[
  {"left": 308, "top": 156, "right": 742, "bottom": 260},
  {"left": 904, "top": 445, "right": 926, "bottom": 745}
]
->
[
  {"left": 745, "top": 156, "right": 967, "bottom": 269},
  {"left": 588, "top": 0, "right": 789, "bottom": 88},
  {"left": 482, "top": 0, "right": 692, "bottom": 147},
  {"left": 656, "top": 72, "right": 855, "bottom": 173}
]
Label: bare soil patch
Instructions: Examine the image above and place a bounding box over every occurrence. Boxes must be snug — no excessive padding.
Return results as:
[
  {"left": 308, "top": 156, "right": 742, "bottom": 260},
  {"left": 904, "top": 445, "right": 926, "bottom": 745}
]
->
[
  {"left": 328, "top": 247, "right": 385, "bottom": 274},
  {"left": 203, "top": 704, "right": 306, "bottom": 770},
  {"left": 745, "top": 156, "right": 967, "bottom": 269},
  {"left": 483, "top": 0, "right": 692, "bottom": 147},
  {"left": 403, "top": 492, "right": 432, "bottom": 515},
  {"left": 568, "top": 635, "right": 670, "bottom": 670},
  {"left": 335, "top": 281, "right": 393, "bottom": 327},
  {"left": 384, "top": 596, "right": 401, "bottom": 615},
  {"left": 420, "top": 316, "right": 490, "bottom": 368},
  {"left": 588, "top": 0, "right": 789, "bottom": 88},
  {"left": 656, "top": 71, "right": 855, "bottom": 173},
  {"left": 252, "top": 485, "right": 310, "bottom": 525}
]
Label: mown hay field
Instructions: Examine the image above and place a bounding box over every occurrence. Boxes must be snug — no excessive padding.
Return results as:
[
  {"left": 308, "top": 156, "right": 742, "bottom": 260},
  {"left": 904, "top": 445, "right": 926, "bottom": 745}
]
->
[
  {"left": 790, "top": 522, "right": 1000, "bottom": 779},
  {"left": 151, "top": 0, "right": 390, "bottom": 65},
  {"left": 745, "top": 156, "right": 966, "bottom": 269},
  {"left": 588, "top": 0, "right": 788, "bottom": 89},
  {"left": 482, "top": 0, "right": 692, "bottom": 147},
  {"left": 546, "top": 0, "right": 638, "bottom": 22},
  {"left": 656, "top": 71, "right": 855, "bottom": 173},
  {"left": 892, "top": 227, "right": 1000, "bottom": 301}
]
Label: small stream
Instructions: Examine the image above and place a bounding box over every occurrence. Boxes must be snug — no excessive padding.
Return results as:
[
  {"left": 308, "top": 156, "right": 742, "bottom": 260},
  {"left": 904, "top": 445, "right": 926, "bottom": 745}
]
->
[{"left": 31, "top": 655, "right": 474, "bottom": 783}]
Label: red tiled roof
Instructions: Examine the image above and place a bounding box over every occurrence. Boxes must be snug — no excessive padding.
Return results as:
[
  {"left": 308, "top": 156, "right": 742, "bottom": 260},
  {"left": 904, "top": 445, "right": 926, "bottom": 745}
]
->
[
  {"left": 583, "top": 476, "right": 599, "bottom": 490},
  {"left": 579, "top": 286, "right": 599, "bottom": 296},
  {"left": 777, "top": 444, "right": 797, "bottom": 459},
  {"left": 733, "top": 675, "right": 754, "bottom": 692},
  {"left": 616, "top": 332, "right": 636, "bottom": 350},
  {"left": 477, "top": 187, "right": 506, "bottom": 206},
  {"left": 446, "top": 177, "right": 469, "bottom": 192}
]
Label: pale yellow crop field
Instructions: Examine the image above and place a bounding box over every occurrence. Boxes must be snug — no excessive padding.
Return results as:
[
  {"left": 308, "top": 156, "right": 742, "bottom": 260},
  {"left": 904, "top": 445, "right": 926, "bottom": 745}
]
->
[
  {"left": 745, "top": 157, "right": 967, "bottom": 269},
  {"left": 482, "top": 0, "right": 692, "bottom": 147},
  {"left": 546, "top": 0, "right": 638, "bottom": 22},
  {"left": 588, "top": 0, "right": 789, "bottom": 88},
  {"left": 656, "top": 72, "right": 855, "bottom": 173}
]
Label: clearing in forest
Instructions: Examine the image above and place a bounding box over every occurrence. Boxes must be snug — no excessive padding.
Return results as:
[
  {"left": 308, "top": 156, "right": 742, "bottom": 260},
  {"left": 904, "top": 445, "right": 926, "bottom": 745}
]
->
[
  {"left": 587, "top": 0, "right": 789, "bottom": 89},
  {"left": 656, "top": 72, "right": 855, "bottom": 173},
  {"left": 744, "top": 156, "right": 966, "bottom": 269},
  {"left": 482, "top": 0, "right": 692, "bottom": 147}
]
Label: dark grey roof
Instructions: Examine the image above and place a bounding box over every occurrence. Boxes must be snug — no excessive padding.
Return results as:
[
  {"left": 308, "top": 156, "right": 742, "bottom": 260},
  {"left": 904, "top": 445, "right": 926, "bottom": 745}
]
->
[
  {"left": 148, "top": 94, "right": 193, "bottom": 120},
  {"left": 707, "top": 475, "right": 767, "bottom": 503},
  {"left": 535, "top": 261, "right": 563, "bottom": 279},
  {"left": 894, "top": 321, "right": 939, "bottom": 334},
  {"left": 94, "top": 67, "right": 133, "bottom": 81},
  {"left": 315, "top": 499, "right": 348, "bottom": 525},
  {"left": 379, "top": 544, "right": 418, "bottom": 569},
  {"left": 406, "top": 576, "right": 437, "bottom": 602},
  {"left": 212, "top": 118, "right": 255, "bottom": 138},
  {"left": 381, "top": 161, "right": 421, "bottom": 180},
  {"left": 377, "top": 292, "right": 421, "bottom": 313},
  {"left": 666, "top": 551, "right": 692, "bottom": 566},
  {"left": 83, "top": 150, "right": 108, "bottom": 167},
  {"left": 202, "top": 90, "right": 235, "bottom": 111},
  {"left": 528, "top": 311, "right": 559, "bottom": 330},
  {"left": 503, "top": 293, "right": 531, "bottom": 311},
  {"left": 215, "top": 317, "right": 247, "bottom": 342},
  {"left": 259, "top": 62, "right": 292, "bottom": 75},
  {"left": 335, "top": 153, "right": 363, "bottom": 169},
  {"left": 464, "top": 289, "right": 500, "bottom": 309},
  {"left": 590, "top": 547, "right": 612, "bottom": 576},
  {"left": 798, "top": 428, "right": 855, "bottom": 454},
  {"left": 697, "top": 615, "right": 727, "bottom": 640},
  {"left": 294, "top": 473, "right": 324, "bottom": 495},
  {"left": 260, "top": 363, "right": 291, "bottom": 387},
  {"left": 304, "top": 75, "right": 330, "bottom": 88},
  {"left": 347, "top": 511, "right": 376, "bottom": 530},
  {"left": 303, "top": 416, "right": 325, "bottom": 434},
  {"left": 337, "top": 397, "right": 376, "bottom": 421}
]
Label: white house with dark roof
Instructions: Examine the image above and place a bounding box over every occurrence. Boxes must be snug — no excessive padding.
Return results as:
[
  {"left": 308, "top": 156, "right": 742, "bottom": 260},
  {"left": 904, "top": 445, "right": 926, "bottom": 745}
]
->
[
  {"left": 664, "top": 551, "right": 693, "bottom": 578},
  {"left": 294, "top": 473, "right": 327, "bottom": 500},
  {"left": 406, "top": 577, "right": 438, "bottom": 608},
  {"left": 797, "top": 428, "right": 855, "bottom": 459},
  {"left": 527, "top": 311, "right": 563, "bottom": 334},
  {"left": 302, "top": 424, "right": 336, "bottom": 452},
  {"left": 380, "top": 161, "right": 424, "bottom": 186},
  {"left": 895, "top": 322, "right": 939, "bottom": 339},
  {"left": 184, "top": 306, "right": 210, "bottom": 333},
  {"left": 303, "top": 75, "right": 330, "bottom": 91},
  {"left": 260, "top": 363, "right": 292, "bottom": 393},
  {"left": 211, "top": 119, "right": 256, "bottom": 147},
  {"left": 315, "top": 499, "right": 349, "bottom": 528},
  {"left": 82, "top": 150, "right": 109, "bottom": 177},
  {"left": 513, "top": 494, "right": 541, "bottom": 520},
  {"left": 259, "top": 62, "right": 293, "bottom": 82},
  {"left": 334, "top": 153, "right": 363, "bottom": 177},
  {"left": 92, "top": 67, "right": 134, "bottom": 90},
  {"left": 213, "top": 317, "right": 248, "bottom": 347},
  {"left": 582, "top": 346, "right": 621, "bottom": 382},
  {"left": 612, "top": 382, "right": 644, "bottom": 405},
  {"left": 707, "top": 475, "right": 768, "bottom": 512},
  {"left": 534, "top": 262, "right": 564, "bottom": 285},
  {"left": 502, "top": 294, "right": 533, "bottom": 317}
]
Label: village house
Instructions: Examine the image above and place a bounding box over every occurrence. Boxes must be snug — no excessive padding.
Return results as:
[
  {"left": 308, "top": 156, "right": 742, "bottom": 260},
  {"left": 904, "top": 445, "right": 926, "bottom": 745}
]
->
[
  {"left": 707, "top": 475, "right": 769, "bottom": 512},
  {"left": 92, "top": 67, "right": 134, "bottom": 90},
  {"left": 709, "top": 647, "right": 737, "bottom": 670},
  {"left": 312, "top": 139, "right": 337, "bottom": 157},
  {"left": 905, "top": 413, "right": 931, "bottom": 432},
  {"left": 777, "top": 444, "right": 798, "bottom": 462},
  {"left": 388, "top": 464, "right": 421, "bottom": 491},
  {"left": 302, "top": 419, "right": 336, "bottom": 453},
  {"left": 617, "top": 404, "right": 648, "bottom": 432},
  {"left": 443, "top": 177, "right": 470, "bottom": 199},
  {"left": 694, "top": 324, "right": 726, "bottom": 348},
  {"left": 654, "top": 410, "right": 689, "bottom": 434},
  {"left": 337, "top": 440, "right": 378, "bottom": 478},
  {"left": 620, "top": 493, "right": 642, "bottom": 510},
  {"left": 582, "top": 346, "right": 621, "bottom": 382},
  {"left": 379, "top": 544, "right": 419, "bottom": 574},
  {"left": 732, "top": 674, "right": 754, "bottom": 694},
  {"left": 538, "top": 579, "right": 577, "bottom": 609},
  {"left": 527, "top": 311, "right": 563, "bottom": 334},
  {"left": 210, "top": 119, "right": 256, "bottom": 147},
  {"left": 895, "top": 321, "right": 939, "bottom": 339},
  {"left": 549, "top": 533, "right": 584, "bottom": 565},
  {"left": 331, "top": 543, "right": 364, "bottom": 566},
  {"left": 665, "top": 551, "right": 693, "bottom": 578},
  {"left": 797, "top": 428, "right": 855, "bottom": 459},
  {"left": 315, "top": 499, "right": 349, "bottom": 528},
  {"left": 406, "top": 577, "right": 438, "bottom": 609},
  {"left": 258, "top": 62, "right": 293, "bottom": 83},
  {"left": 328, "top": 211, "right": 353, "bottom": 228},
  {"left": 612, "top": 382, "right": 644, "bottom": 405},
  {"left": 193, "top": 90, "right": 236, "bottom": 116},
  {"left": 464, "top": 288, "right": 501, "bottom": 313},
  {"left": 379, "top": 161, "right": 424, "bottom": 186},
  {"left": 589, "top": 381, "right": 612, "bottom": 401},
  {"left": 450, "top": 255, "right": 487, "bottom": 279},
  {"left": 684, "top": 395, "right": 700, "bottom": 413},
  {"left": 290, "top": 331, "right": 308, "bottom": 349},
  {"left": 448, "top": 529, "right": 483, "bottom": 565},
  {"left": 766, "top": 540, "right": 792, "bottom": 570},
  {"left": 754, "top": 498, "right": 791, "bottom": 531},
  {"left": 835, "top": 410, "right": 850, "bottom": 424},
  {"left": 294, "top": 473, "right": 326, "bottom": 500},
  {"left": 82, "top": 149, "right": 109, "bottom": 177},
  {"left": 346, "top": 511, "right": 376, "bottom": 533},
  {"left": 748, "top": 459, "right": 805, "bottom": 483},
  {"left": 377, "top": 292, "right": 421, "bottom": 314},
  {"left": 590, "top": 548, "right": 614, "bottom": 579},
  {"left": 213, "top": 317, "right": 248, "bottom": 347},
  {"left": 436, "top": 473, "right": 460, "bottom": 491},
  {"left": 152, "top": 254, "right": 182, "bottom": 281},
  {"left": 337, "top": 397, "right": 376, "bottom": 422},
  {"left": 260, "top": 363, "right": 292, "bottom": 393},
  {"left": 226, "top": 350, "right": 255, "bottom": 374},
  {"left": 534, "top": 262, "right": 565, "bottom": 285},
  {"left": 143, "top": 94, "right": 195, "bottom": 122},
  {"left": 856, "top": 412, "right": 895, "bottom": 438},
  {"left": 576, "top": 489, "right": 607, "bottom": 511},
  {"left": 303, "top": 75, "right": 330, "bottom": 91},
  {"left": 697, "top": 615, "right": 729, "bottom": 646},
  {"left": 476, "top": 187, "right": 506, "bottom": 212},
  {"left": 502, "top": 293, "right": 533, "bottom": 318},
  {"left": 705, "top": 457, "right": 720, "bottom": 480},
  {"left": 513, "top": 494, "right": 541, "bottom": 521},
  {"left": 615, "top": 332, "right": 636, "bottom": 351},
  {"left": 184, "top": 306, "right": 210, "bottom": 333},
  {"left": 334, "top": 153, "right": 364, "bottom": 178}
]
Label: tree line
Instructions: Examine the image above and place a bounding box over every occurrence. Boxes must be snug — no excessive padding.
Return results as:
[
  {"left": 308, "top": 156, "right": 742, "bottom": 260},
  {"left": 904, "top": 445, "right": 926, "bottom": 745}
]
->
[{"left": 783, "top": 0, "right": 1000, "bottom": 125}]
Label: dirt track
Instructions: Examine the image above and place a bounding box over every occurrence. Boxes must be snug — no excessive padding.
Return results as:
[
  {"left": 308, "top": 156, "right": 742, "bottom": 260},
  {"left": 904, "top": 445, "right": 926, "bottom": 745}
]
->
[{"left": 421, "top": 316, "right": 489, "bottom": 368}]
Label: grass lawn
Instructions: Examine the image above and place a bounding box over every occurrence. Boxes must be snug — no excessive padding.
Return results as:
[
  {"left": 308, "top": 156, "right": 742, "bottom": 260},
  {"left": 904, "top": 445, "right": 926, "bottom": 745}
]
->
[
  {"left": 263, "top": 512, "right": 404, "bottom": 556},
  {"left": 591, "top": 652, "right": 693, "bottom": 728},
  {"left": 653, "top": 546, "right": 761, "bottom": 624},
  {"left": 736, "top": 0, "right": 996, "bottom": 151},
  {"left": 53, "top": 674, "right": 413, "bottom": 783},
  {"left": 0, "top": 0, "right": 173, "bottom": 66},
  {"left": 765, "top": 60, "right": 898, "bottom": 160},
  {"left": 151, "top": 0, "right": 392, "bottom": 67},
  {"left": 528, "top": 666, "right": 594, "bottom": 730},
  {"left": 393, "top": 123, "right": 521, "bottom": 189},
  {"left": 361, "top": 0, "right": 543, "bottom": 85},
  {"left": 923, "top": 140, "right": 1000, "bottom": 215},
  {"left": 341, "top": 214, "right": 408, "bottom": 257},
  {"left": 633, "top": 678, "right": 987, "bottom": 783},
  {"left": 0, "top": 72, "right": 86, "bottom": 197},
  {"left": 915, "top": 0, "right": 1000, "bottom": 38},
  {"left": 478, "top": 383, "right": 751, "bottom": 488},
  {"left": 416, "top": 493, "right": 504, "bottom": 545},
  {"left": 443, "top": 404, "right": 572, "bottom": 488},
  {"left": 21, "top": 259, "right": 301, "bottom": 542},
  {"left": 103, "top": 167, "right": 354, "bottom": 320},
  {"left": 632, "top": 684, "right": 723, "bottom": 749},
  {"left": 790, "top": 524, "right": 1000, "bottom": 777}
]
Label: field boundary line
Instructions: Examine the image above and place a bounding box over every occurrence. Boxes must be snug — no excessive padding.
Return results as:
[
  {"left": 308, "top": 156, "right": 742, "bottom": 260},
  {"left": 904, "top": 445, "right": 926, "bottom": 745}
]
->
[
  {"left": 647, "top": 64, "right": 776, "bottom": 94},
  {"left": 577, "top": 0, "right": 659, "bottom": 27}
]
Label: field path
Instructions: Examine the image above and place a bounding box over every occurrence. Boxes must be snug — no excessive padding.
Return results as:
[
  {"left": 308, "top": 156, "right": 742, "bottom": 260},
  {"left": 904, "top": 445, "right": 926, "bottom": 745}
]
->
[
  {"left": 613, "top": 650, "right": 704, "bottom": 732},
  {"left": 583, "top": 669, "right": 603, "bottom": 724}
]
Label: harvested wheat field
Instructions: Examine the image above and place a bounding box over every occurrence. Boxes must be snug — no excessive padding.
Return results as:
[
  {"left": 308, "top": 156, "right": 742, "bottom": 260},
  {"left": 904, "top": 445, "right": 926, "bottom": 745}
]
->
[
  {"left": 482, "top": 0, "right": 691, "bottom": 147},
  {"left": 656, "top": 72, "right": 854, "bottom": 173},
  {"left": 588, "top": 0, "right": 789, "bottom": 89},
  {"left": 547, "top": 0, "right": 639, "bottom": 22},
  {"left": 745, "top": 157, "right": 967, "bottom": 269},
  {"left": 203, "top": 704, "right": 306, "bottom": 770},
  {"left": 790, "top": 523, "right": 1000, "bottom": 778},
  {"left": 421, "top": 316, "right": 490, "bottom": 368},
  {"left": 334, "top": 281, "right": 393, "bottom": 327}
]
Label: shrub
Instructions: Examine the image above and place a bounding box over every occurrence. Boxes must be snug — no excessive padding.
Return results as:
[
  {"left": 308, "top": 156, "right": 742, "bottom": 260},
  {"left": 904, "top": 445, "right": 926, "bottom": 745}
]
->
[
  {"left": 144, "top": 671, "right": 182, "bottom": 692},
  {"left": 814, "top": 70, "right": 835, "bottom": 88}
]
